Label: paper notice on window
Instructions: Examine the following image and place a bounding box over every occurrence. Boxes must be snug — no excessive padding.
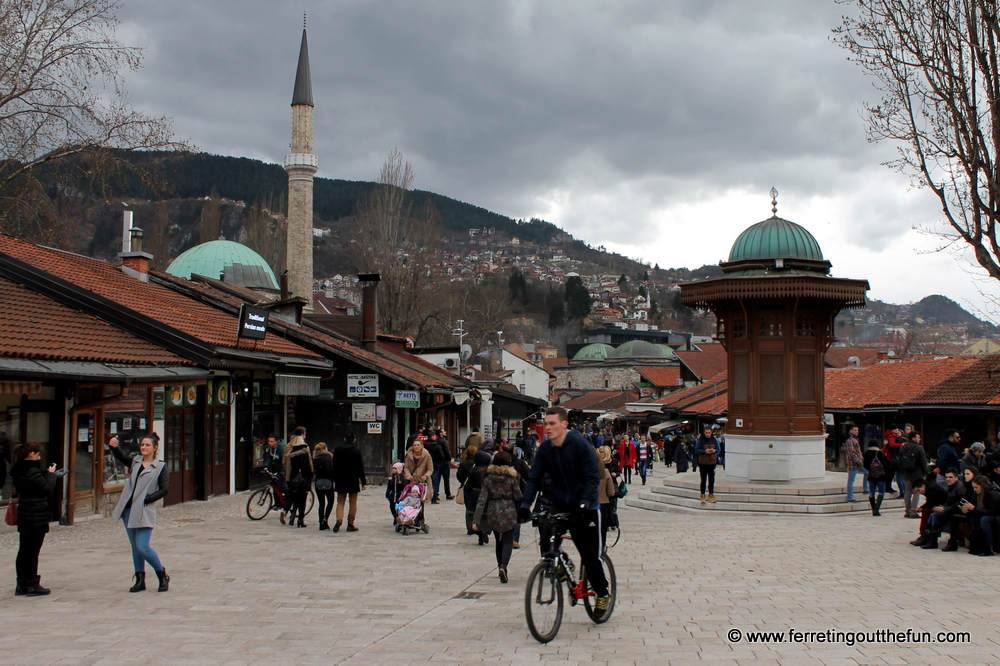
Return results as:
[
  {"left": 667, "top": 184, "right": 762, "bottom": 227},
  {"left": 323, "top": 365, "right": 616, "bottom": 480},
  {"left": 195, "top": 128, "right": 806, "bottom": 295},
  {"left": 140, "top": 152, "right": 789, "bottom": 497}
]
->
[
  {"left": 139, "top": 418, "right": 146, "bottom": 430},
  {"left": 110, "top": 422, "right": 118, "bottom": 434},
  {"left": 77, "top": 428, "right": 89, "bottom": 442},
  {"left": 123, "top": 418, "right": 132, "bottom": 430}
]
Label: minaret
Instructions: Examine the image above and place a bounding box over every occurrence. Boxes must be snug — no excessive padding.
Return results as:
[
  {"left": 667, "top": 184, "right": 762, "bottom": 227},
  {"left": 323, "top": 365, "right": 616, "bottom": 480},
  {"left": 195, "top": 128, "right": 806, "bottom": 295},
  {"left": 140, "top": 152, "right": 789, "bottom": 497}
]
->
[{"left": 284, "top": 24, "right": 317, "bottom": 310}]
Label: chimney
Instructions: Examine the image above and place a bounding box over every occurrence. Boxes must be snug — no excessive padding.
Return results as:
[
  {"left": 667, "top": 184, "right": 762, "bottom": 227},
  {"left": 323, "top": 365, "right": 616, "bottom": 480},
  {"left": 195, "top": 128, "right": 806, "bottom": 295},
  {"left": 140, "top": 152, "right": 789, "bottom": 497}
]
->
[
  {"left": 119, "top": 225, "right": 152, "bottom": 283},
  {"left": 358, "top": 273, "right": 380, "bottom": 349}
]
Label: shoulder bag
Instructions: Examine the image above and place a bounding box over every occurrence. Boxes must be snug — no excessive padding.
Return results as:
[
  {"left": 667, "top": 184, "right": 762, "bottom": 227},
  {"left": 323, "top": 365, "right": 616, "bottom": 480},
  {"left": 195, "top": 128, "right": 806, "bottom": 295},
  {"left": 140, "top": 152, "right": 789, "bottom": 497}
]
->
[
  {"left": 4, "top": 495, "right": 17, "bottom": 527},
  {"left": 455, "top": 481, "right": 465, "bottom": 505}
]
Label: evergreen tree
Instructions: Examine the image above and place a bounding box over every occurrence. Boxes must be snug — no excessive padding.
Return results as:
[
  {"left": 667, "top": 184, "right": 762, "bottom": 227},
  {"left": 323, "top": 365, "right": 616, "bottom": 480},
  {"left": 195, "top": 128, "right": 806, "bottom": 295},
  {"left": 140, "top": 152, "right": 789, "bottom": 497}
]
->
[
  {"left": 508, "top": 266, "right": 528, "bottom": 303},
  {"left": 565, "top": 275, "right": 591, "bottom": 320},
  {"left": 547, "top": 301, "right": 565, "bottom": 329}
]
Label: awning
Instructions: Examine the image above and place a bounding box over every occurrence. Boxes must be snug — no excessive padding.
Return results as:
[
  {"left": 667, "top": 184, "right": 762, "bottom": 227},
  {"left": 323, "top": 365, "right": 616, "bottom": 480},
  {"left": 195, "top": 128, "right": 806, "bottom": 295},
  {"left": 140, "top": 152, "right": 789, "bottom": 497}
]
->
[
  {"left": 596, "top": 412, "right": 619, "bottom": 421},
  {"left": 275, "top": 374, "right": 321, "bottom": 396},
  {"left": 648, "top": 419, "right": 688, "bottom": 434},
  {"left": 625, "top": 402, "right": 663, "bottom": 413},
  {"left": 0, "top": 381, "right": 40, "bottom": 396},
  {"left": 0, "top": 358, "right": 211, "bottom": 383}
]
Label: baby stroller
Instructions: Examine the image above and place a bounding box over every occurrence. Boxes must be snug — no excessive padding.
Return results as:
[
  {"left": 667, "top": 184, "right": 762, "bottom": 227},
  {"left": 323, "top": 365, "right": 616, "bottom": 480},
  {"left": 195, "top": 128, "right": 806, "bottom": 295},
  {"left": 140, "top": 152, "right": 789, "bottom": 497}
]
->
[{"left": 395, "top": 482, "right": 429, "bottom": 535}]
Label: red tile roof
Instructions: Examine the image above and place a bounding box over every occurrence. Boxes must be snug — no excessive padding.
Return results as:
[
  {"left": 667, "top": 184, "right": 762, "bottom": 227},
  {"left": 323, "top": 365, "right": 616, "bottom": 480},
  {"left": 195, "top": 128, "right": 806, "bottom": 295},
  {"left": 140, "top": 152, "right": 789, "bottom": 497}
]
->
[
  {"left": 560, "top": 391, "right": 637, "bottom": 411},
  {"left": 655, "top": 372, "right": 728, "bottom": 416},
  {"left": 823, "top": 357, "right": 979, "bottom": 410},
  {"left": 0, "top": 277, "right": 191, "bottom": 365},
  {"left": 824, "top": 347, "right": 879, "bottom": 368},
  {"left": 675, "top": 343, "right": 727, "bottom": 381},
  {"left": 0, "top": 235, "right": 319, "bottom": 359},
  {"left": 636, "top": 366, "right": 682, "bottom": 387}
]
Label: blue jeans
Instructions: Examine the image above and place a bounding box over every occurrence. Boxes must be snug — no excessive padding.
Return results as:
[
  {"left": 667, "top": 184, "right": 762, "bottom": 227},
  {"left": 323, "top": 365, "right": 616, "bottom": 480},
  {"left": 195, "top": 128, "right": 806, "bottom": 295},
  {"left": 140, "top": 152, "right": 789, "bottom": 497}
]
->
[
  {"left": 868, "top": 480, "right": 885, "bottom": 499},
  {"left": 847, "top": 469, "right": 860, "bottom": 501},
  {"left": 980, "top": 515, "right": 999, "bottom": 549},
  {"left": 894, "top": 470, "right": 905, "bottom": 495},
  {"left": 927, "top": 510, "right": 950, "bottom": 533},
  {"left": 637, "top": 459, "right": 649, "bottom": 484},
  {"left": 122, "top": 507, "right": 163, "bottom": 573}
]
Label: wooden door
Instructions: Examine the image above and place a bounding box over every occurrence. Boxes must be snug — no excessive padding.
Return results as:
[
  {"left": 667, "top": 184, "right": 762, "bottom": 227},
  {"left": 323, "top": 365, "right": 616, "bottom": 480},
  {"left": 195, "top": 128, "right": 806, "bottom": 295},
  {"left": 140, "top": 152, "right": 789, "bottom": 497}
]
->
[
  {"left": 165, "top": 409, "right": 183, "bottom": 505},
  {"left": 209, "top": 408, "right": 230, "bottom": 496},
  {"left": 69, "top": 411, "right": 101, "bottom": 520}
]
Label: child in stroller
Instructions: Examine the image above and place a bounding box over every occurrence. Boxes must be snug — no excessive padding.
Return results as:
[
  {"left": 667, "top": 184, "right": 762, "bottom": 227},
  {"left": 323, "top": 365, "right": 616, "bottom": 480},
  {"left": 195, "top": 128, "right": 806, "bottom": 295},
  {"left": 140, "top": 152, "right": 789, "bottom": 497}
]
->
[
  {"left": 385, "top": 462, "right": 407, "bottom": 524},
  {"left": 395, "top": 483, "right": 429, "bottom": 534}
]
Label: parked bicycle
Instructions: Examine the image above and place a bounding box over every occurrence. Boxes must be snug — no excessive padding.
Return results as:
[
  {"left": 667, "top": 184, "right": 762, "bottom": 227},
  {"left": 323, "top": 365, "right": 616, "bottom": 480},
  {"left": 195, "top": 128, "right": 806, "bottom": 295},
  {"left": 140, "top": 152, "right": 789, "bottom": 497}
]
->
[
  {"left": 524, "top": 509, "right": 617, "bottom": 643},
  {"left": 246, "top": 467, "right": 314, "bottom": 520}
]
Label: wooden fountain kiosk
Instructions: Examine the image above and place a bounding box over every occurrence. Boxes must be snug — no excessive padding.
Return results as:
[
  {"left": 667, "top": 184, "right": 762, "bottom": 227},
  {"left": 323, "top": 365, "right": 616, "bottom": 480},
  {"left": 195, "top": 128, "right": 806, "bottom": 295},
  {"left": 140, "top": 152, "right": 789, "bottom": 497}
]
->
[{"left": 680, "top": 192, "right": 869, "bottom": 483}]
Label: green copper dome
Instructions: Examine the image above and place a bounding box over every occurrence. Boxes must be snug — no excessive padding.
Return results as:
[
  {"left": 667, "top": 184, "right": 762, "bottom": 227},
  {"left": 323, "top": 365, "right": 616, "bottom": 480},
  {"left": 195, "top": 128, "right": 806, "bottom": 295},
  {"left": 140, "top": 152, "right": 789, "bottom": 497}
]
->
[
  {"left": 728, "top": 216, "right": 824, "bottom": 263},
  {"left": 167, "top": 239, "right": 278, "bottom": 290},
  {"left": 573, "top": 343, "right": 615, "bottom": 361},
  {"left": 610, "top": 340, "right": 666, "bottom": 359},
  {"left": 655, "top": 344, "right": 678, "bottom": 358}
]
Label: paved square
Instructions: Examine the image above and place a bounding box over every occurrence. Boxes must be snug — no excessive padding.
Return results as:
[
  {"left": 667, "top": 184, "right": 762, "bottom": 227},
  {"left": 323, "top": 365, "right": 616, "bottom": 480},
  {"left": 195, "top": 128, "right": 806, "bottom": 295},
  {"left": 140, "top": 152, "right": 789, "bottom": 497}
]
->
[{"left": 2, "top": 468, "right": 997, "bottom": 665}]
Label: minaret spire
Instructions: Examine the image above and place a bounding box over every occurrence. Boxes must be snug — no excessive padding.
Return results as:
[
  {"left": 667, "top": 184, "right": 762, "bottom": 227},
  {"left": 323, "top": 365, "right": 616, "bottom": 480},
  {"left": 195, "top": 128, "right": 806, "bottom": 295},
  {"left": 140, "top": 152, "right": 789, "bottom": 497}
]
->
[{"left": 285, "top": 24, "right": 318, "bottom": 310}]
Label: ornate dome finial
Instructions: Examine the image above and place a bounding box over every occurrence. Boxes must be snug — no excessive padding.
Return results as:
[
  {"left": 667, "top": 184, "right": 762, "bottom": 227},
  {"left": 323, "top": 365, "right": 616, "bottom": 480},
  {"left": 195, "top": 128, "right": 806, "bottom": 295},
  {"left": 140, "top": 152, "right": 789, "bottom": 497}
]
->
[
  {"left": 769, "top": 187, "right": 779, "bottom": 216},
  {"left": 303, "top": 12, "right": 307, "bottom": 29}
]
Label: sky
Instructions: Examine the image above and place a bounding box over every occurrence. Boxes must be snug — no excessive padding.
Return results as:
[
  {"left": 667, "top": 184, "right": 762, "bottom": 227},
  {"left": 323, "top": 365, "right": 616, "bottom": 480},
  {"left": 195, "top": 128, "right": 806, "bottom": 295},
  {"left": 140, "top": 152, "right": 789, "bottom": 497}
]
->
[{"left": 117, "top": 0, "right": 1000, "bottom": 323}]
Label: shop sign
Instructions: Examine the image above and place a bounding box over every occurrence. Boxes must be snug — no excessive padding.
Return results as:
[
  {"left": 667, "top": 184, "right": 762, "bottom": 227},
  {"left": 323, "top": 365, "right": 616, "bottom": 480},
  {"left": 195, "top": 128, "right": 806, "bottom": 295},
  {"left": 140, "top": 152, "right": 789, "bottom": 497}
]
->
[
  {"left": 237, "top": 304, "right": 269, "bottom": 340},
  {"left": 395, "top": 390, "right": 419, "bottom": 408},
  {"left": 153, "top": 390, "right": 165, "bottom": 419},
  {"left": 104, "top": 393, "right": 147, "bottom": 413},
  {"left": 351, "top": 403, "right": 377, "bottom": 421},
  {"left": 207, "top": 380, "right": 231, "bottom": 405},
  {"left": 275, "top": 374, "right": 319, "bottom": 396},
  {"left": 367, "top": 422, "right": 382, "bottom": 434},
  {"left": 347, "top": 373, "right": 379, "bottom": 398}
]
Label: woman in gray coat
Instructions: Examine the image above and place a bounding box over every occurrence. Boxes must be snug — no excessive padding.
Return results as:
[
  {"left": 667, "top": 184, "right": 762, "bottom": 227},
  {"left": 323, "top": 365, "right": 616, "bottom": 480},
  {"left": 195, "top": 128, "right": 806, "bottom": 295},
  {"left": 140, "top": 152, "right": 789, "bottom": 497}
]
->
[{"left": 109, "top": 433, "right": 170, "bottom": 592}]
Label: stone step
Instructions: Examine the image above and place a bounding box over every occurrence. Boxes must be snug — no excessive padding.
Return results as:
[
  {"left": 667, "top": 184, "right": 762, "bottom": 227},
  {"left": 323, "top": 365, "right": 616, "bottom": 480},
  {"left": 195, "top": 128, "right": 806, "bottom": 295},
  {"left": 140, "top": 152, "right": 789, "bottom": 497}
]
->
[
  {"left": 647, "top": 484, "right": 901, "bottom": 506},
  {"left": 628, "top": 490, "right": 906, "bottom": 515}
]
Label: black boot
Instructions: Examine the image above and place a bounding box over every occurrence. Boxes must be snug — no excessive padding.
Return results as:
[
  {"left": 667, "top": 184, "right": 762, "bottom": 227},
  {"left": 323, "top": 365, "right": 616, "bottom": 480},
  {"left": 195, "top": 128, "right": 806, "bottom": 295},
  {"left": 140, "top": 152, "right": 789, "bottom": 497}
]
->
[
  {"left": 24, "top": 577, "right": 50, "bottom": 597},
  {"left": 868, "top": 498, "right": 877, "bottom": 515},
  {"left": 14, "top": 578, "right": 28, "bottom": 596},
  {"left": 942, "top": 539, "right": 958, "bottom": 551},
  {"left": 920, "top": 532, "right": 940, "bottom": 549},
  {"left": 874, "top": 496, "right": 883, "bottom": 517},
  {"left": 155, "top": 569, "right": 170, "bottom": 592},
  {"left": 319, "top": 520, "right": 329, "bottom": 531},
  {"left": 129, "top": 572, "right": 146, "bottom": 593},
  {"left": 910, "top": 534, "right": 930, "bottom": 547}
]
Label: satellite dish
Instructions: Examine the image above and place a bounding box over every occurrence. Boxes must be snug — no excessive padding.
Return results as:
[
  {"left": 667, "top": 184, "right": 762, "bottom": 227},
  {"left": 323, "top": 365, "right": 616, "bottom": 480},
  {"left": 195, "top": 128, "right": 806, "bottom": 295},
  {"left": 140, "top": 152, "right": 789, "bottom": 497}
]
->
[{"left": 460, "top": 344, "right": 473, "bottom": 361}]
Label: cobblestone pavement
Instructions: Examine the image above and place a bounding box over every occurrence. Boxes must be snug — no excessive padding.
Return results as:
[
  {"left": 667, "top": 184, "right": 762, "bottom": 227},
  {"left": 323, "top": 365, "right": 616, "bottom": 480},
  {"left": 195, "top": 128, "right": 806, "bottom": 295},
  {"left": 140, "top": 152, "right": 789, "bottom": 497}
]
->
[{"left": 2, "top": 466, "right": 998, "bottom": 665}]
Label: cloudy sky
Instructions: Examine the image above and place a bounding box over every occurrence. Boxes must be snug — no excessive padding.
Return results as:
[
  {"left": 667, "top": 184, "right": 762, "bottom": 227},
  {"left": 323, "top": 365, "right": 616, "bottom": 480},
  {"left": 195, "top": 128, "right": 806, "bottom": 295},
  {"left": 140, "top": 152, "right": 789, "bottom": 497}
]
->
[{"left": 118, "top": 0, "right": 1000, "bottom": 322}]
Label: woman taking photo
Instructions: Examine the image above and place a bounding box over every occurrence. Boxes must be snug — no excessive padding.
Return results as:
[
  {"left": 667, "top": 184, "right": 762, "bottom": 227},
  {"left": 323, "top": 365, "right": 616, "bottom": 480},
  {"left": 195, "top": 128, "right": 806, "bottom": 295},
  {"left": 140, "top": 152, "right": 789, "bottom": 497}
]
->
[
  {"left": 109, "top": 433, "right": 170, "bottom": 592},
  {"left": 284, "top": 431, "right": 313, "bottom": 528},
  {"left": 11, "top": 441, "right": 57, "bottom": 596}
]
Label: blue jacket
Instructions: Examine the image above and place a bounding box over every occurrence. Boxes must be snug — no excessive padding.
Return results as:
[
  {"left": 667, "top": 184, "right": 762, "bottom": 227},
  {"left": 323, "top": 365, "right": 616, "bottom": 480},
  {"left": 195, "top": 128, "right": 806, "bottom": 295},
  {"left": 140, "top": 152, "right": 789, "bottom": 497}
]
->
[
  {"left": 936, "top": 441, "right": 959, "bottom": 473},
  {"left": 521, "top": 430, "right": 600, "bottom": 510}
]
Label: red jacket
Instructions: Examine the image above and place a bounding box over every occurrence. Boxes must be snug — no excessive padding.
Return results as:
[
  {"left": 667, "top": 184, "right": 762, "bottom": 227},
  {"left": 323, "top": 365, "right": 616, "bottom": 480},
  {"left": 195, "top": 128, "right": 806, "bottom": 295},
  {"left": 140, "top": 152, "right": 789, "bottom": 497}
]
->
[{"left": 617, "top": 439, "right": 636, "bottom": 469}]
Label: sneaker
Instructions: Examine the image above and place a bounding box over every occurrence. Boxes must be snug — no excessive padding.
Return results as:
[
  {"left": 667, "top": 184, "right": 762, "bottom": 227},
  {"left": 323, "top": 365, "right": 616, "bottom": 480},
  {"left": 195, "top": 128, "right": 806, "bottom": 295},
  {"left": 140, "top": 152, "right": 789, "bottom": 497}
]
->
[
  {"left": 513, "top": 542, "right": 520, "bottom": 549},
  {"left": 592, "top": 595, "right": 611, "bottom": 619},
  {"left": 431, "top": 499, "right": 440, "bottom": 504}
]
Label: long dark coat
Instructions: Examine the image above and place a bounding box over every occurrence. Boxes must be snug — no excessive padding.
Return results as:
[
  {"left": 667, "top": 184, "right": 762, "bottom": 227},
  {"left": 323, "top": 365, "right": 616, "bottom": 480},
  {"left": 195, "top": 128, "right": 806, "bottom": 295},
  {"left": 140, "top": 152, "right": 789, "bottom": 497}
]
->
[
  {"left": 332, "top": 443, "right": 367, "bottom": 494},
  {"left": 10, "top": 460, "right": 55, "bottom": 533}
]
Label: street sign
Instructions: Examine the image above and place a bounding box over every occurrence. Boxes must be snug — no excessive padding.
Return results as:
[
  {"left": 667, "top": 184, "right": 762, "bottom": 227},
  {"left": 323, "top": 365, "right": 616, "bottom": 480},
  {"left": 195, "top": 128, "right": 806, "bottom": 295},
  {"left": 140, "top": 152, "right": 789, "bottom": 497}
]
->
[
  {"left": 395, "top": 390, "right": 419, "bottom": 408},
  {"left": 367, "top": 422, "right": 383, "bottom": 434},
  {"left": 347, "top": 373, "right": 379, "bottom": 397}
]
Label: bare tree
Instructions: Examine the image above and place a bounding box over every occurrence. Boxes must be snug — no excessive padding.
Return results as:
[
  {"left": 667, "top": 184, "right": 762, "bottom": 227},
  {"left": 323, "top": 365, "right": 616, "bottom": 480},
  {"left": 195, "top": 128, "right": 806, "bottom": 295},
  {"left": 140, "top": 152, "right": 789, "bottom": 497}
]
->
[
  {"left": 146, "top": 201, "right": 170, "bottom": 271},
  {"left": 352, "top": 149, "right": 441, "bottom": 336},
  {"left": 0, "top": 0, "right": 186, "bottom": 241},
  {"left": 242, "top": 193, "right": 287, "bottom": 278},
  {"left": 198, "top": 188, "right": 220, "bottom": 244},
  {"left": 835, "top": 1, "right": 1000, "bottom": 285}
]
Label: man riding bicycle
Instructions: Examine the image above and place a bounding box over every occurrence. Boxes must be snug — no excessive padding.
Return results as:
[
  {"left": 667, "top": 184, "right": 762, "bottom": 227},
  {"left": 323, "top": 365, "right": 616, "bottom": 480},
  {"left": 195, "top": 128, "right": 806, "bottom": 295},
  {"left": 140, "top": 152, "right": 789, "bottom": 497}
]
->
[
  {"left": 262, "top": 434, "right": 292, "bottom": 523},
  {"left": 519, "top": 406, "right": 611, "bottom": 618}
]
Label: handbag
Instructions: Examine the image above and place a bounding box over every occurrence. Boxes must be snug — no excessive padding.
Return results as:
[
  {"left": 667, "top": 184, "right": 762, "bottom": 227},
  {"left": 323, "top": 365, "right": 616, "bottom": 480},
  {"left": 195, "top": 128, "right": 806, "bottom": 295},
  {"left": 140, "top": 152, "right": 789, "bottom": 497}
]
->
[
  {"left": 455, "top": 483, "right": 465, "bottom": 505},
  {"left": 315, "top": 478, "right": 332, "bottom": 491},
  {"left": 4, "top": 500, "right": 17, "bottom": 527}
]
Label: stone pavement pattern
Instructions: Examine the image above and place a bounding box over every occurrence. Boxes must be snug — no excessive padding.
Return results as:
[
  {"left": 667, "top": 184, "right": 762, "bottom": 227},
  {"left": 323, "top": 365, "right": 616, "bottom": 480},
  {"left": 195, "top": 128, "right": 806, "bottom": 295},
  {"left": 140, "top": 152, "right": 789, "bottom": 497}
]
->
[{"left": 1, "top": 469, "right": 998, "bottom": 665}]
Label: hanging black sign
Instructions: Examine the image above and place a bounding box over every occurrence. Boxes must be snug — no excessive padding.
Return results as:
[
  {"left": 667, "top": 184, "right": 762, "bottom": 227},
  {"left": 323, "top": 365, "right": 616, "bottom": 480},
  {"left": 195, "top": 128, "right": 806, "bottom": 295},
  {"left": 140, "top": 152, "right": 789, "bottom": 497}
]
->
[{"left": 238, "top": 304, "right": 269, "bottom": 340}]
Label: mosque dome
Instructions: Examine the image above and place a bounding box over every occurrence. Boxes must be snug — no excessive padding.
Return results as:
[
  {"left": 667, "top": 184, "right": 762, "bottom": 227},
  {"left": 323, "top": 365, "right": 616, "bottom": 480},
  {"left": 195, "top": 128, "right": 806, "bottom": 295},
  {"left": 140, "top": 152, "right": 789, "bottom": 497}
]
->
[
  {"left": 166, "top": 238, "right": 278, "bottom": 290},
  {"left": 655, "top": 344, "right": 678, "bottom": 359},
  {"left": 573, "top": 343, "right": 615, "bottom": 361},
  {"left": 727, "top": 216, "right": 825, "bottom": 263},
  {"left": 609, "top": 340, "right": 666, "bottom": 359}
]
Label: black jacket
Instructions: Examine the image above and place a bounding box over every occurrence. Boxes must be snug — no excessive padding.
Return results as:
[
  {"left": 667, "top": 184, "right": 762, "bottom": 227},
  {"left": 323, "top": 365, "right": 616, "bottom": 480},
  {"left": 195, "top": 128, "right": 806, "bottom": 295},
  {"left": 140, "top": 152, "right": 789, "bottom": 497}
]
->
[
  {"left": 863, "top": 449, "right": 891, "bottom": 481},
  {"left": 456, "top": 457, "right": 476, "bottom": 486},
  {"left": 332, "top": 443, "right": 367, "bottom": 494},
  {"left": 943, "top": 479, "right": 967, "bottom": 512},
  {"left": 10, "top": 460, "right": 55, "bottom": 533},
  {"left": 971, "top": 487, "right": 1000, "bottom": 519},
  {"left": 427, "top": 439, "right": 449, "bottom": 467},
  {"left": 313, "top": 451, "right": 335, "bottom": 482},
  {"left": 923, "top": 479, "right": 948, "bottom": 509},
  {"left": 522, "top": 430, "right": 600, "bottom": 511},
  {"left": 463, "top": 450, "right": 492, "bottom": 510}
]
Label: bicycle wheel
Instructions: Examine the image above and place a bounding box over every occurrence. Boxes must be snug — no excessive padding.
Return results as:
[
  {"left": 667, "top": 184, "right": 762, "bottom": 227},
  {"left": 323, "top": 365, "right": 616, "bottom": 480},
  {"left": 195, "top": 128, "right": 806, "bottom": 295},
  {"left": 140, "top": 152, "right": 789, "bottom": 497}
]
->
[
  {"left": 304, "top": 490, "right": 315, "bottom": 516},
  {"left": 246, "top": 488, "right": 273, "bottom": 520},
  {"left": 525, "top": 561, "right": 564, "bottom": 643},
  {"left": 583, "top": 554, "right": 617, "bottom": 624}
]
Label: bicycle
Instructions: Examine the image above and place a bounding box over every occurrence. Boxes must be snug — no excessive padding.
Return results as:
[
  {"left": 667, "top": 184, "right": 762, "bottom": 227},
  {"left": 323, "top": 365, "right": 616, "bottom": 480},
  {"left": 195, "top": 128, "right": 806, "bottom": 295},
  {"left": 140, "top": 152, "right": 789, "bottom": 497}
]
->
[
  {"left": 246, "top": 468, "right": 315, "bottom": 520},
  {"left": 524, "top": 509, "right": 617, "bottom": 643}
]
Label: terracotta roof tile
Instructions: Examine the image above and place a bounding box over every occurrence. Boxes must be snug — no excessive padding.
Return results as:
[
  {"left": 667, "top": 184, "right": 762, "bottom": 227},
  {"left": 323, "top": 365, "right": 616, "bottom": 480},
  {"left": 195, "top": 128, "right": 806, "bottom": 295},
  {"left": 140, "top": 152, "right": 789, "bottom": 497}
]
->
[
  {"left": 560, "top": 391, "right": 637, "bottom": 411},
  {"left": 636, "top": 366, "right": 682, "bottom": 387},
  {"left": 655, "top": 372, "right": 728, "bottom": 414},
  {"left": 675, "top": 344, "right": 727, "bottom": 381},
  {"left": 0, "top": 277, "right": 191, "bottom": 365},
  {"left": 824, "top": 347, "right": 880, "bottom": 368},
  {"left": 0, "top": 235, "right": 319, "bottom": 358}
]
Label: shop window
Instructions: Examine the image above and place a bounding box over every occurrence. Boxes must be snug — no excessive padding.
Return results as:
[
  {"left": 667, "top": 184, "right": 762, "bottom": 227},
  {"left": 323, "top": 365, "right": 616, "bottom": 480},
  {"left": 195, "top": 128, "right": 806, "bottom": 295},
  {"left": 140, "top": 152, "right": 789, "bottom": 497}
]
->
[{"left": 103, "top": 391, "right": 149, "bottom": 488}]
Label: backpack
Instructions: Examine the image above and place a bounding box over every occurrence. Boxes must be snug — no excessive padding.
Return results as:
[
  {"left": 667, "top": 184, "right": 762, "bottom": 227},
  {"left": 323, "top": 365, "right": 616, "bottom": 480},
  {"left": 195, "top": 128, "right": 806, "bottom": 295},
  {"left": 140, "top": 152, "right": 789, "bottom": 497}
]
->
[
  {"left": 898, "top": 446, "right": 919, "bottom": 473},
  {"left": 869, "top": 453, "right": 885, "bottom": 478}
]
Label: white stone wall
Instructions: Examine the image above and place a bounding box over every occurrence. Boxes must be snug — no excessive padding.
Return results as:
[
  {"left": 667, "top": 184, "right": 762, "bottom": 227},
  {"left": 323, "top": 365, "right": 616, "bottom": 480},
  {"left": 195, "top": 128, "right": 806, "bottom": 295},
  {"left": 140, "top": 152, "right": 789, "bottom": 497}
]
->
[{"left": 554, "top": 365, "right": 640, "bottom": 392}]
